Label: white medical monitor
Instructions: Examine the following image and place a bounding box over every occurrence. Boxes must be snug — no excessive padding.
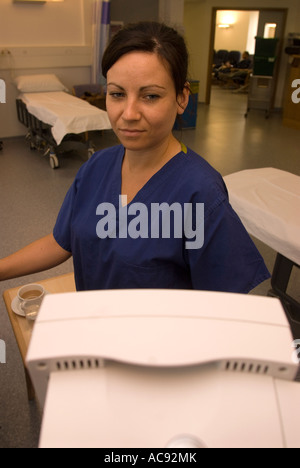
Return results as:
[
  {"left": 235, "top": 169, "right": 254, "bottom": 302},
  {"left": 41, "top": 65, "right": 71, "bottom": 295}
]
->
[{"left": 26, "top": 290, "right": 300, "bottom": 448}]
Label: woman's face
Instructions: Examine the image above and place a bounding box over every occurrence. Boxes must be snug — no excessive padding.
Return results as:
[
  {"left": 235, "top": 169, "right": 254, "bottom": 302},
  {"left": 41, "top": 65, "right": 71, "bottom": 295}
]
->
[{"left": 106, "top": 52, "right": 188, "bottom": 153}]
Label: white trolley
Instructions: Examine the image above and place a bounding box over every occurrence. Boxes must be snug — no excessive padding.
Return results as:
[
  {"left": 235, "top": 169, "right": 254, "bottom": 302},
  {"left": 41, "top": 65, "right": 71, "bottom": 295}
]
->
[{"left": 245, "top": 75, "right": 274, "bottom": 118}]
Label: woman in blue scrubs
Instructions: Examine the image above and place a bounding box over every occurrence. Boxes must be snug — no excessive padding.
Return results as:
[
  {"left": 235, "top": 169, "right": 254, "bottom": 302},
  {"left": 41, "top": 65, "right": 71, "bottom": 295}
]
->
[{"left": 0, "top": 22, "right": 270, "bottom": 292}]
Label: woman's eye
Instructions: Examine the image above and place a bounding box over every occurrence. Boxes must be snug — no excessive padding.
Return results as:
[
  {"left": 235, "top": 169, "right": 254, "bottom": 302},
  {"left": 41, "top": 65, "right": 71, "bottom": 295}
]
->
[
  {"left": 144, "top": 94, "right": 160, "bottom": 102},
  {"left": 109, "top": 92, "right": 125, "bottom": 99}
]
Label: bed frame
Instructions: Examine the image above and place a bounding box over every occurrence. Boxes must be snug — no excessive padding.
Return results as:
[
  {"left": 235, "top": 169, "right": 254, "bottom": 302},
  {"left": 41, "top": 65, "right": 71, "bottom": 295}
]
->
[{"left": 16, "top": 99, "right": 95, "bottom": 169}]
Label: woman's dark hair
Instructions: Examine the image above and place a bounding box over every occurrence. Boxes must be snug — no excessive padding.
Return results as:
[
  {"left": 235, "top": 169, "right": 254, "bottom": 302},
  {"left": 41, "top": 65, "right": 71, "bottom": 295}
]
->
[{"left": 102, "top": 21, "right": 189, "bottom": 96}]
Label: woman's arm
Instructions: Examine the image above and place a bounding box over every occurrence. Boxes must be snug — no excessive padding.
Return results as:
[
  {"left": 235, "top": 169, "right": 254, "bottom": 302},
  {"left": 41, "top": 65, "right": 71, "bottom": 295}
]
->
[{"left": 0, "top": 234, "right": 72, "bottom": 281}]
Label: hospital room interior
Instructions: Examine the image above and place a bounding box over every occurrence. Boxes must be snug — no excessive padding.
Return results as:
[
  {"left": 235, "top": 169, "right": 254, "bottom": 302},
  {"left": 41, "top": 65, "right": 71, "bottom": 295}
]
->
[{"left": 0, "top": 0, "right": 300, "bottom": 449}]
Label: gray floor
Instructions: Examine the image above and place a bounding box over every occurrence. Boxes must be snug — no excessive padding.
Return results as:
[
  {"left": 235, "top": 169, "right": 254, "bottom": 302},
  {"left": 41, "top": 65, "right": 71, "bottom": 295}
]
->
[{"left": 0, "top": 86, "right": 299, "bottom": 448}]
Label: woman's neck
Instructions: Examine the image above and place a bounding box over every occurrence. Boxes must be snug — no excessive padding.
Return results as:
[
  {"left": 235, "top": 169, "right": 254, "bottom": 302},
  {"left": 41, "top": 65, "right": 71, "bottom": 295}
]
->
[
  {"left": 123, "top": 135, "right": 182, "bottom": 175},
  {"left": 121, "top": 135, "right": 183, "bottom": 205}
]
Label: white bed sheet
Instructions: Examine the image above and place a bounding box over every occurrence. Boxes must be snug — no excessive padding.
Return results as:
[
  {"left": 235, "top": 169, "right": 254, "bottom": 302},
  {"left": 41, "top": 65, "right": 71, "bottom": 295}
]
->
[
  {"left": 20, "top": 91, "right": 112, "bottom": 145},
  {"left": 224, "top": 168, "right": 300, "bottom": 265}
]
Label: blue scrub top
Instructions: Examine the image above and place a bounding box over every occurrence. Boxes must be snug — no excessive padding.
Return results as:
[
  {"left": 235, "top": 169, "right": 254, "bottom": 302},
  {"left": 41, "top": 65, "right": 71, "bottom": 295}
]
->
[{"left": 53, "top": 145, "right": 270, "bottom": 292}]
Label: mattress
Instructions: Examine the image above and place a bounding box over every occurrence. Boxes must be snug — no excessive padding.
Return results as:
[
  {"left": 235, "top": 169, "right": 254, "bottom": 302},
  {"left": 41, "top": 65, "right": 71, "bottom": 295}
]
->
[
  {"left": 224, "top": 168, "right": 300, "bottom": 265},
  {"left": 20, "top": 91, "right": 112, "bottom": 145}
]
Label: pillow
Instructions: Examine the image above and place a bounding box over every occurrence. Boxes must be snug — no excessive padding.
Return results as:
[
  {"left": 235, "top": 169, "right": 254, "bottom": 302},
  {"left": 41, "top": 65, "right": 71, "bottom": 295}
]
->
[{"left": 14, "top": 74, "right": 68, "bottom": 93}]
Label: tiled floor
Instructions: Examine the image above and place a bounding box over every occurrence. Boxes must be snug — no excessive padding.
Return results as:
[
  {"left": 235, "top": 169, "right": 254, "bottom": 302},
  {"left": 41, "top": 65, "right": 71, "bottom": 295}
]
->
[{"left": 0, "top": 86, "right": 299, "bottom": 447}]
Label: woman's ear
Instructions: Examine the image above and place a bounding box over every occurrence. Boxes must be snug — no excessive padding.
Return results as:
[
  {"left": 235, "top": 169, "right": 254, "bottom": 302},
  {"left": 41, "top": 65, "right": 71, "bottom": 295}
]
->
[{"left": 177, "top": 83, "right": 190, "bottom": 115}]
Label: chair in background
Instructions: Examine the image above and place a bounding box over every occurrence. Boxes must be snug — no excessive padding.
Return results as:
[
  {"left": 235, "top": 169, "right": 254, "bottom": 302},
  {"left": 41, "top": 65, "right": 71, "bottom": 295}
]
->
[
  {"left": 212, "top": 49, "right": 230, "bottom": 84},
  {"left": 214, "top": 49, "right": 229, "bottom": 68},
  {"left": 228, "top": 50, "right": 241, "bottom": 67}
]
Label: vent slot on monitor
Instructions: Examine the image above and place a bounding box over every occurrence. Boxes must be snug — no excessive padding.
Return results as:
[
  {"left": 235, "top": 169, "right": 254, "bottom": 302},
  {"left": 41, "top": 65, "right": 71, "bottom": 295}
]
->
[
  {"left": 225, "top": 360, "right": 269, "bottom": 375},
  {"left": 55, "top": 358, "right": 105, "bottom": 371}
]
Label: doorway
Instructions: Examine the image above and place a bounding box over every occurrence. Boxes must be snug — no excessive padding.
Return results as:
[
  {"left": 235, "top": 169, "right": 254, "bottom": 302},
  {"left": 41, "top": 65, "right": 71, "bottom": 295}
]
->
[{"left": 206, "top": 8, "right": 288, "bottom": 105}]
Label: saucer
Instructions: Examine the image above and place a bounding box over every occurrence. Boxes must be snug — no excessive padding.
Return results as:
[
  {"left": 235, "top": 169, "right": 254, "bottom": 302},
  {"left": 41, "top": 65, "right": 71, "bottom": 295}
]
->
[
  {"left": 11, "top": 292, "right": 49, "bottom": 318},
  {"left": 11, "top": 296, "right": 26, "bottom": 317}
]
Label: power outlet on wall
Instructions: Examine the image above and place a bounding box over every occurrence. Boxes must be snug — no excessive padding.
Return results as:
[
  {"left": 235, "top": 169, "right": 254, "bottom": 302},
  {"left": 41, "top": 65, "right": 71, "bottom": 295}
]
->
[{"left": 0, "top": 50, "right": 12, "bottom": 56}]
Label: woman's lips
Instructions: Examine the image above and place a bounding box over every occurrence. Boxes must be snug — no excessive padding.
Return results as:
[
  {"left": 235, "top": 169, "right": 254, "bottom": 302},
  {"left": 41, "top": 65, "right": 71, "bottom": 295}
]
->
[{"left": 119, "top": 129, "right": 145, "bottom": 137}]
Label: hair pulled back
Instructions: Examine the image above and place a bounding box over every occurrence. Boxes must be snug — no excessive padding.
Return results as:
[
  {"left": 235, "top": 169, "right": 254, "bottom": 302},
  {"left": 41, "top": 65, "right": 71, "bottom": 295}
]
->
[{"left": 102, "top": 21, "right": 189, "bottom": 96}]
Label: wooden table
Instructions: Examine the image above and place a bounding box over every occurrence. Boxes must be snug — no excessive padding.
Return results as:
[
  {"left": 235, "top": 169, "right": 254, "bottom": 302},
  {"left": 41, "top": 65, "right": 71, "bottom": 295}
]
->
[{"left": 2, "top": 272, "right": 76, "bottom": 400}]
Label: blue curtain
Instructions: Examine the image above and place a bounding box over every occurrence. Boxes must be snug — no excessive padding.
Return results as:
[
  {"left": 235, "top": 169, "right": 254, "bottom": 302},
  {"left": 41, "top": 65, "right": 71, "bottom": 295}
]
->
[{"left": 92, "top": 0, "right": 111, "bottom": 85}]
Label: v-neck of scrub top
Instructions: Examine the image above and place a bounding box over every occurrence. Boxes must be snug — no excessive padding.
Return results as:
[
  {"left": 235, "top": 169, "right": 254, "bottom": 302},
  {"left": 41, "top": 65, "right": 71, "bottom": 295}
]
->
[{"left": 112, "top": 143, "right": 188, "bottom": 209}]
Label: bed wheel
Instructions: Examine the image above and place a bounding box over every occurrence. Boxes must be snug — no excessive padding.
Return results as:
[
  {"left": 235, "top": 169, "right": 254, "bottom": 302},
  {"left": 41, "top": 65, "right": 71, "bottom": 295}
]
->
[
  {"left": 49, "top": 153, "right": 60, "bottom": 169},
  {"left": 88, "top": 147, "right": 95, "bottom": 159}
]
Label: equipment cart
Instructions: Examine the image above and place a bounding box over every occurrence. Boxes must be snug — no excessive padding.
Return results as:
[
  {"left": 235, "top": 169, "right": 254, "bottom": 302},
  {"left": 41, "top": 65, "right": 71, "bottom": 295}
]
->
[{"left": 245, "top": 75, "right": 274, "bottom": 118}]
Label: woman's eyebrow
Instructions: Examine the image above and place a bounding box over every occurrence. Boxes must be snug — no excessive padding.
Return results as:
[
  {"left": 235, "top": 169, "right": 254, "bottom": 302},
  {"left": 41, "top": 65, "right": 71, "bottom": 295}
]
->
[
  {"left": 107, "top": 83, "right": 125, "bottom": 89},
  {"left": 140, "top": 85, "right": 166, "bottom": 91},
  {"left": 107, "top": 83, "right": 166, "bottom": 91}
]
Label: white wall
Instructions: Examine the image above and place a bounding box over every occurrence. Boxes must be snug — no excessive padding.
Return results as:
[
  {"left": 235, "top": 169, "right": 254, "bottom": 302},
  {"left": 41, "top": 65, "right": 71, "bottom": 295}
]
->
[
  {"left": 0, "top": 0, "right": 94, "bottom": 138},
  {"left": 0, "top": 0, "right": 89, "bottom": 47},
  {"left": 184, "top": 0, "right": 300, "bottom": 106},
  {"left": 246, "top": 11, "right": 260, "bottom": 55},
  {"left": 0, "top": 0, "right": 166, "bottom": 138},
  {"left": 214, "top": 10, "right": 257, "bottom": 54}
]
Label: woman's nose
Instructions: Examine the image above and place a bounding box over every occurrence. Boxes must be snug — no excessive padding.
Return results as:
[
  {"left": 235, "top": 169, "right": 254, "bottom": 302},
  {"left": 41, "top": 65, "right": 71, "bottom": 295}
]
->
[{"left": 122, "top": 98, "right": 141, "bottom": 121}]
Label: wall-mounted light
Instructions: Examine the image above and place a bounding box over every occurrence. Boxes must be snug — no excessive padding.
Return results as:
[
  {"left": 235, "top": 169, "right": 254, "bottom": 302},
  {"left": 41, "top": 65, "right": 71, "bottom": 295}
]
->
[{"left": 217, "top": 11, "right": 236, "bottom": 29}]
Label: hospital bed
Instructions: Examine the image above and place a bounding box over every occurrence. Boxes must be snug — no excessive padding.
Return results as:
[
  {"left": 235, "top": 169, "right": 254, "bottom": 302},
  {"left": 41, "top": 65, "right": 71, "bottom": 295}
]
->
[
  {"left": 224, "top": 168, "right": 300, "bottom": 337},
  {"left": 15, "top": 74, "right": 112, "bottom": 169}
]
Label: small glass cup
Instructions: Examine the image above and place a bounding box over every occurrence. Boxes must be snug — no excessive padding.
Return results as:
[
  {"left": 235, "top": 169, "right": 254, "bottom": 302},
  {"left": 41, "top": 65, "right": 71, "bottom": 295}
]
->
[{"left": 18, "top": 284, "right": 45, "bottom": 322}]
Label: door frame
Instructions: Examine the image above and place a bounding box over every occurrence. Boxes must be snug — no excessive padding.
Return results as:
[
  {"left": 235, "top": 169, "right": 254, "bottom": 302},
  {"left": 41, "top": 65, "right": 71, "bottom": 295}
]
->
[{"left": 205, "top": 7, "right": 288, "bottom": 105}]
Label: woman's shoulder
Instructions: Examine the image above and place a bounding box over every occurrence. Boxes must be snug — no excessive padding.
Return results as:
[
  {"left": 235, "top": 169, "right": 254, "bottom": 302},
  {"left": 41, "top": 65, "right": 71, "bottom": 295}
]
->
[
  {"left": 174, "top": 146, "right": 229, "bottom": 215},
  {"left": 87, "top": 144, "right": 124, "bottom": 168},
  {"left": 182, "top": 146, "right": 226, "bottom": 190}
]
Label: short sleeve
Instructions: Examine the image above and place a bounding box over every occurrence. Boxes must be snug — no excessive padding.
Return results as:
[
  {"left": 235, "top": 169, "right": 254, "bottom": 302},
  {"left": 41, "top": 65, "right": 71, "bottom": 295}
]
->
[
  {"left": 185, "top": 195, "right": 270, "bottom": 294},
  {"left": 53, "top": 166, "right": 85, "bottom": 252}
]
